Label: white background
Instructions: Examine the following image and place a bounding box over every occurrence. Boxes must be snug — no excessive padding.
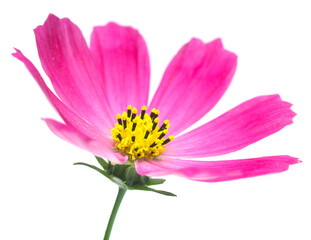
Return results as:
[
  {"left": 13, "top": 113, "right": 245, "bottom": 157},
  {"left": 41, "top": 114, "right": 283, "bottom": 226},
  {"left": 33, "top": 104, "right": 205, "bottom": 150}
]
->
[{"left": 1, "top": 0, "right": 310, "bottom": 239}]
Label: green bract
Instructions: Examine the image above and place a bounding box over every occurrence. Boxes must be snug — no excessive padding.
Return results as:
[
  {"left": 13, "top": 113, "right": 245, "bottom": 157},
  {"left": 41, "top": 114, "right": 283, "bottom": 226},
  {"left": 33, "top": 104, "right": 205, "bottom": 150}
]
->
[{"left": 74, "top": 156, "right": 176, "bottom": 197}]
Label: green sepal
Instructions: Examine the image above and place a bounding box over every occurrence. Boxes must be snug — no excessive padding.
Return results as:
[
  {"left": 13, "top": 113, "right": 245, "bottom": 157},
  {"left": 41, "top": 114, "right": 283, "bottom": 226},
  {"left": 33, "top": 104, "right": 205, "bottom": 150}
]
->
[
  {"left": 110, "top": 176, "right": 128, "bottom": 189},
  {"left": 107, "top": 161, "right": 130, "bottom": 179},
  {"left": 95, "top": 156, "right": 108, "bottom": 170},
  {"left": 146, "top": 178, "right": 166, "bottom": 186},
  {"left": 125, "top": 166, "right": 144, "bottom": 187},
  {"left": 140, "top": 175, "right": 149, "bottom": 185},
  {"left": 74, "top": 159, "right": 176, "bottom": 196}
]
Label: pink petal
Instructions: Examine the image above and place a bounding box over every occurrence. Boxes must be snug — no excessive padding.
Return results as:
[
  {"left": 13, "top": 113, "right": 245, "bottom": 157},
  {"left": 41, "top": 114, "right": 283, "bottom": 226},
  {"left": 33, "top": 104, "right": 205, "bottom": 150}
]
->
[
  {"left": 164, "top": 95, "right": 296, "bottom": 158},
  {"left": 135, "top": 156, "right": 300, "bottom": 182},
  {"left": 43, "top": 119, "right": 126, "bottom": 163},
  {"left": 35, "top": 14, "right": 113, "bottom": 133},
  {"left": 12, "top": 49, "right": 108, "bottom": 143},
  {"left": 149, "top": 38, "right": 237, "bottom": 136},
  {"left": 90, "top": 22, "right": 150, "bottom": 120}
]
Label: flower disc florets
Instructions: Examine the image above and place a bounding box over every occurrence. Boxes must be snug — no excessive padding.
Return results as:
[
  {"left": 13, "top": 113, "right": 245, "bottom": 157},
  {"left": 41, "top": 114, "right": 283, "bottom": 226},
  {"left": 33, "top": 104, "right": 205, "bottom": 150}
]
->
[{"left": 111, "top": 105, "right": 174, "bottom": 160}]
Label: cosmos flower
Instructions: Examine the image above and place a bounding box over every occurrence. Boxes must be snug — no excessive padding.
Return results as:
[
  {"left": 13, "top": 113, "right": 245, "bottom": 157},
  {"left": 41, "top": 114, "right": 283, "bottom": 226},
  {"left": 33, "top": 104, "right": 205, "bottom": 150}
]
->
[{"left": 13, "top": 14, "right": 299, "bottom": 183}]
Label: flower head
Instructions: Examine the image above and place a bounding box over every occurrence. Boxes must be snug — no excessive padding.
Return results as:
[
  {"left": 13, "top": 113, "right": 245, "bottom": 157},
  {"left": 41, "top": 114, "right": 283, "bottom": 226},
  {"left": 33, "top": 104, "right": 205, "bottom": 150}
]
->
[{"left": 14, "top": 14, "right": 299, "bottom": 183}]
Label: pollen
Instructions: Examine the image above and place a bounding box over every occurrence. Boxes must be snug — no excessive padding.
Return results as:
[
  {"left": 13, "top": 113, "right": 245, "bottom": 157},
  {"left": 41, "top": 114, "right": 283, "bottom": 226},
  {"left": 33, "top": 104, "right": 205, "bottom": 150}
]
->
[{"left": 111, "top": 105, "right": 174, "bottom": 160}]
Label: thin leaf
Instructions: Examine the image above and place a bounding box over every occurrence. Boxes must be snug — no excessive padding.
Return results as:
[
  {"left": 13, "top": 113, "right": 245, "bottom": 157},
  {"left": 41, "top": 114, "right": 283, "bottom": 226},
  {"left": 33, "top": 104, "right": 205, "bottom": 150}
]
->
[
  {"left": 132, "top": 186, "right": 177, "bottom": 197},
  {"left": 74, "top": 162, "right": 109, "bottom": 178},
  {"left": 95, "top": 156, "right": 108, "bottom": 170},
  {"left": 146, "top": 188, "right": 177, "bottom": 197},
  {"left": 74, "top": 162, "right": 128, "bottom": 189}
]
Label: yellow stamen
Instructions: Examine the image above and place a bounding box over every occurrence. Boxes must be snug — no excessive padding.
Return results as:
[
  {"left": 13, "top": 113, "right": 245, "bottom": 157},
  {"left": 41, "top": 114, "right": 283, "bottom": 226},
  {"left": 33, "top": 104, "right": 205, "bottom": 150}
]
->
[
  {"left": 111, "top": 106, "right": 174, "bottom": 160},
  {"left": 122, "top": 112, "right": 127, "bottom": 120}
]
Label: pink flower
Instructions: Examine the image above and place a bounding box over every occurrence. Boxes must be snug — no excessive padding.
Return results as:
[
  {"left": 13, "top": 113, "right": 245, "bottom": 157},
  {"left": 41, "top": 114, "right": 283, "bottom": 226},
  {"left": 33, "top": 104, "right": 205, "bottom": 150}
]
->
[{"left": 13, "top": 14, "right": 299, "bottom": 183}]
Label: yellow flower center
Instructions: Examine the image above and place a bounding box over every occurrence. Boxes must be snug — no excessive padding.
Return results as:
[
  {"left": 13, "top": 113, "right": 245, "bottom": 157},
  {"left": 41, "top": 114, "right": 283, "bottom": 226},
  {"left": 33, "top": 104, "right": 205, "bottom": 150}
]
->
[{"left": 111, "top": 105, "right": 174, "bottom": 160}]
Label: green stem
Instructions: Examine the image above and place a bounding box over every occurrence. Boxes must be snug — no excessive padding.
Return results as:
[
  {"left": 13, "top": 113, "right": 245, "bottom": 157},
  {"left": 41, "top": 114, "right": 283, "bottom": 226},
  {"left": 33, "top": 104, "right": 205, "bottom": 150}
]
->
[{"left": 104, "top": 187, "right": 127, "bottom": 240}]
